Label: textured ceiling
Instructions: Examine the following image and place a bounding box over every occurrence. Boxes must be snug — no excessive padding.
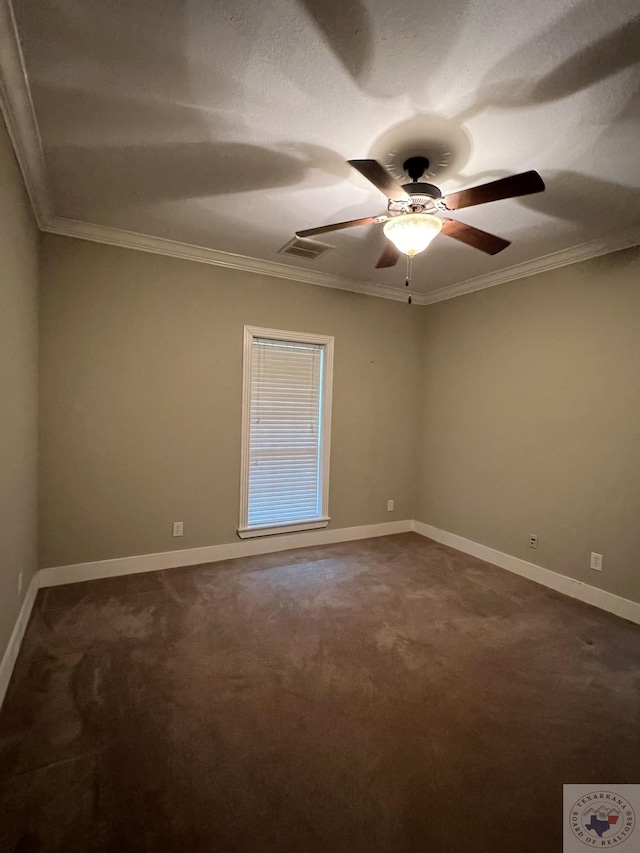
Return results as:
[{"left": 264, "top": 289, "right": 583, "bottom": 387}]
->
[{"left": 11, "top": 0, "right": 640, "bottom": 297}]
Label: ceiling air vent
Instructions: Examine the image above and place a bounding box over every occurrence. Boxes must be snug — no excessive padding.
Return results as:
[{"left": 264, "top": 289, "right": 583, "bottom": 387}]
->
[{"left": 278, "top": 236, "right": 332, "bottom": 261}]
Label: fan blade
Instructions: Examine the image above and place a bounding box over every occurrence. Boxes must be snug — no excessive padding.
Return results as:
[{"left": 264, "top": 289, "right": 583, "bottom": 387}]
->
[
  {"left": 441, "top": 219, "right": 511, "bottom": 255},
  {"left": 296, "top": 214, "right": 388, "bottom": 238},
  {"left": 444, "top": 171, "right": 545, "bottom": 211},
  {"left": 348, "top": 159, "right": 411, "bottom": 202},
  {"left": 375, "top": 242, "right": 400, "bottom": 269}
]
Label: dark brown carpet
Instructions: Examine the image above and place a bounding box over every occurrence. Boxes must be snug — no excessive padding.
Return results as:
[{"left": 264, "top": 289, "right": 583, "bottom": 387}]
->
[{"left": 1, "top": 533, "right": 639, "bottom": 852}]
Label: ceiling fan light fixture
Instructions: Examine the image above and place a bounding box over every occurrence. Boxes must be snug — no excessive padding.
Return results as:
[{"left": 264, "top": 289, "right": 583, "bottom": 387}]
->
[{"left": 383, "top": 213, "right": 442, "bottom": 257}]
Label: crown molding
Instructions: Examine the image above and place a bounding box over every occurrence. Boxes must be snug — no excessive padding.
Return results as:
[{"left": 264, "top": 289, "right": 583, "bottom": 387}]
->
[
  {"left": 413, "top": 225, "right": 640, "bottom": 305},
  {"left": 1, "top": 0, "right": 638, "bottom": 306},
  {"left": 43, "top": 217, "right": 640, "bottom": 308},
  {"left": 0, "top": 0, "right": 51, "bottom": 225},
  {"left": 42, "top": 216, "right": 415, "bottom": 302}
]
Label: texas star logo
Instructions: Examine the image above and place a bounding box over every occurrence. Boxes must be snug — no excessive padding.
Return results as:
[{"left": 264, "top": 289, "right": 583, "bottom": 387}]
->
[{"left": 570, "top": 791, "right": 636, "bottom": 847}]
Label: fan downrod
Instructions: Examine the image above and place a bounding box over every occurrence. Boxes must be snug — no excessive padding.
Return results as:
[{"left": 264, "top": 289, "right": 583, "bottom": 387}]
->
[{"left": 403, "top": 156, "right": 430, "bottom": 182}]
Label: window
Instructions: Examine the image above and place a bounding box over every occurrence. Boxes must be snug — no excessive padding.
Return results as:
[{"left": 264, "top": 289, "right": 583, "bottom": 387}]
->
[{"left": 238, "top": 326, "right": 334, "bottom": 539}]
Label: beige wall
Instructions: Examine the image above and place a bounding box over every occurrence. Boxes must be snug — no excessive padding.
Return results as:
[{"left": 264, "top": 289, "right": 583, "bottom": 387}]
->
[
  {"left": 416, "top": 246, "right": 640, "bottom": 603},
  {"left": 37, "top": 232, "right": 640, "bottom": 606},
  {"left": 39, "top": 235, "right": 421, "bottom": 567},
  {"left": 0, "top": 116, "right": 39, "bottom": 658}
]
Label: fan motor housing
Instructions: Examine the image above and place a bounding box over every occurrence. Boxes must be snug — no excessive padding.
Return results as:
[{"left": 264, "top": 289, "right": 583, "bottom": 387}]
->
[{"left": 402, "top": 182, "right": 442, "bottom": 200}]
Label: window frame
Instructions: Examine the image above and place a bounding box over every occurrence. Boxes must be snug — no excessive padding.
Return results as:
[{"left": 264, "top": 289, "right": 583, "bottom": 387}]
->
[{"left": 237, "top": 325, "right": 334, "bottom": 539}]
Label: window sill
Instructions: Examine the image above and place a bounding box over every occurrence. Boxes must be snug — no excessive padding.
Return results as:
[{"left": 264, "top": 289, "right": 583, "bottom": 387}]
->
[{"left": 237, "top": 517, "right": 330, "bottom": 539}]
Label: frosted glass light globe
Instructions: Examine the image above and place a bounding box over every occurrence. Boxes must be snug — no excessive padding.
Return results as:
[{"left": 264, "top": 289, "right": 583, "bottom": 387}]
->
[{"left": 383, "top": 213, "right": 443, "bottom": 257}]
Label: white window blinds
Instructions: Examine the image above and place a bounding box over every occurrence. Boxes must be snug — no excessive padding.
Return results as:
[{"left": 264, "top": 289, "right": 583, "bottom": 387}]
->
[{"left": 239, "top": 327, "right": 333, "bottom": 538}]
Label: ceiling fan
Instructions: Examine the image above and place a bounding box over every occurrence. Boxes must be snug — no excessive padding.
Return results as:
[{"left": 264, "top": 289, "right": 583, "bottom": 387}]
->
[{"left": 295, "top": 157, "right": 545, "bottom": 269}]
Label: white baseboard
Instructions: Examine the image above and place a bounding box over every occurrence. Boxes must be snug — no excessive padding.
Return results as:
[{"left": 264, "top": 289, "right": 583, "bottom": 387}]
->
[
  {"left": 412, "top": 520, "right": 640, "bottom": 626},
  {"left": 0, "top": 572, "right": 39, "bottom": 708},
  {"left": 38, "top": 519, "right": 413, "bottom": 587}
]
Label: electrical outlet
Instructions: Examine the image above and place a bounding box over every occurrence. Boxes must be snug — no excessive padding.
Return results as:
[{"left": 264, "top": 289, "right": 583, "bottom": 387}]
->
[
  {"left": 387, "top": 499, "right": 394, "bottom": 512},
  {"left": 172, "top": 521, "right": 184, "bottom": 537},
  {"left": 529, "top": 534, "right": 538, "bottom": 549},
  {"left": 590, "top": 552, "right": 603, "bottom": 571},
  {"left": 17, "top": 571, "right": 23, "bottom": 596}
]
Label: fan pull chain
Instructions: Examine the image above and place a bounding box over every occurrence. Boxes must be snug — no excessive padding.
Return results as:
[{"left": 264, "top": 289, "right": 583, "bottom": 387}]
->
[{"left": 405, "top": 255, "right": 413, "bottom": 304}]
